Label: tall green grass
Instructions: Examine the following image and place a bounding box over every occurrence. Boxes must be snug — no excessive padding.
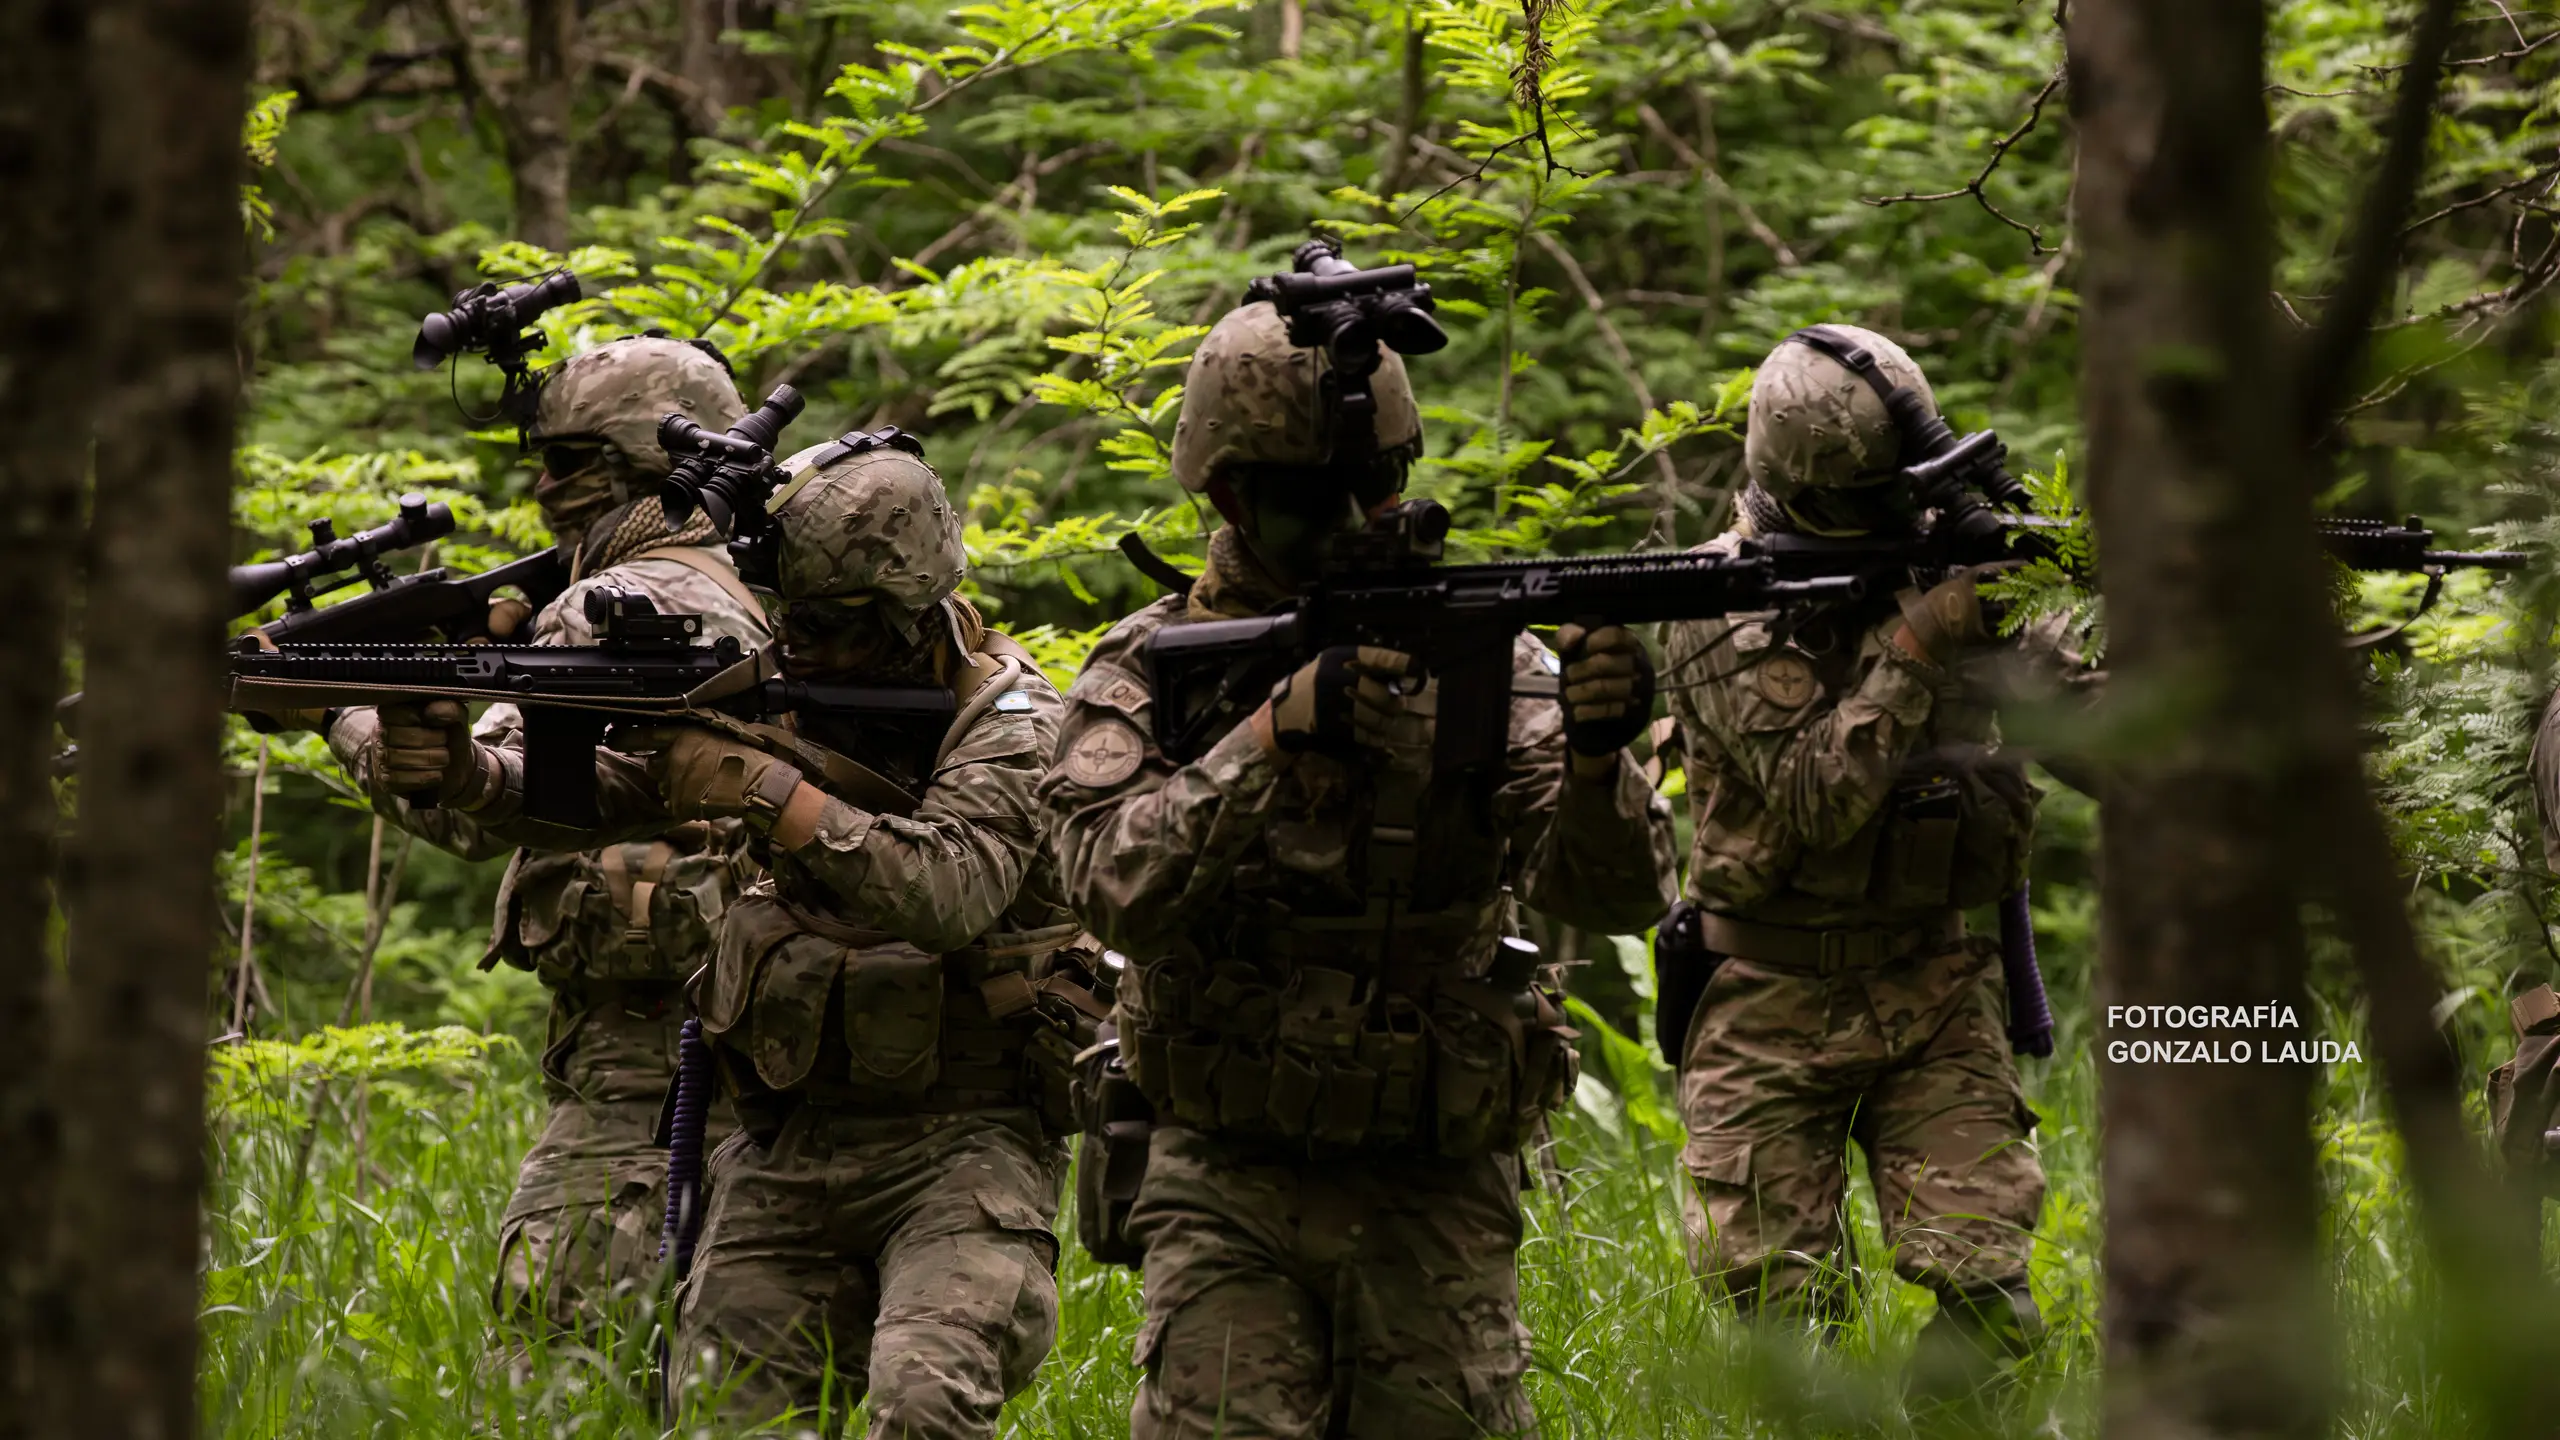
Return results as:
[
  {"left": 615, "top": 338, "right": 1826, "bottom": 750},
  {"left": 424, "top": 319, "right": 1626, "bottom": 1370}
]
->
[{"left": 201, "top": 910, "right": 2503, "bottom": 1439}]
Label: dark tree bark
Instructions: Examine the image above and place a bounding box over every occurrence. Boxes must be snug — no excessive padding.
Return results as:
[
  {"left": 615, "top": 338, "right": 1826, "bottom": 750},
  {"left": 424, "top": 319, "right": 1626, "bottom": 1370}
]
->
[
  {"left": 512, "top": 0, "right": 578, "bottom": 252},
  {"left": 0, "top": 6, "right": 95, "bottom": 1429},
  {"left": 2075, "top": 1, "right": 2554, "bottom": 1435},
  {"left": 434, "top": 0, "right": 582, "bottom": 250},
  {"left": 47, "top": 2, "right": 254, "bottom": 1436},
  {"left": 2069, "top": 2, "right": 2329, "bottom": 1434}
]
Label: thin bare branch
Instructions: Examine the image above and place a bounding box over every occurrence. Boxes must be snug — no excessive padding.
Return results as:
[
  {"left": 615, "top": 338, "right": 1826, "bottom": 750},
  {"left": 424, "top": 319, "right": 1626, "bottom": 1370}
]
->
[
  {"left": 2295, "top": 0, "right": 2464, "bottom": 449},
  {"left": 1862, "top": 68, "right": 2065, "bottom": 255}
]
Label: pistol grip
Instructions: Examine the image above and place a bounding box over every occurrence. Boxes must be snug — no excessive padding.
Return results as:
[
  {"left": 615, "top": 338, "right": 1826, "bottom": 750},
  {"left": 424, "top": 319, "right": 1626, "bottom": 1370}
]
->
[{"left": 521, "top": 705, "right": 608, "bottom": 828}]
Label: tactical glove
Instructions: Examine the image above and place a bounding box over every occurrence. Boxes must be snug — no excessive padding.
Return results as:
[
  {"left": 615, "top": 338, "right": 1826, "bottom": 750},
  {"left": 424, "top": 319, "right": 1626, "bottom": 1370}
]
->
[
  {"left": 1556, "top": 622, "right": 1655, "bottom": 757},
  {"left": 633, "top": 725, "right": 809, "bottom": 829},
  {"left": 374, "top": 700, "right": 501, "bottom": 809},
  {"left": 483, "top": 596, "right": 536, "bottom": 641},
  {"left": 1894, "top": 565, "right": 2014, "bottom": 667},
  {"left": 1265, "top": 645, "right": 1419, "bottom": 755}
]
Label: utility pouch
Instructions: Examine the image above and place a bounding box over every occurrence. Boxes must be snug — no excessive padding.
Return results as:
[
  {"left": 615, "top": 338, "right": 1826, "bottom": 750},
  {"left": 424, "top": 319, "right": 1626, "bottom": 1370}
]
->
[
  {"left": 1877, "top": 773, "right": 1964, "bottom": 909},
  {"left": 1361, "top": 997, "right": 1428, "bottom": 1143},
  {"left": 1072, "top": 1023, "right": 1154, "bottom": 1268},
  {"left": 1165, "top": 1039, "right": 1223, "bottom": 1125},
  {"left": 1265, "top": 1047, "right": 1324, "bottom": 1136},
  {"left": 1652, "top": 899, "right": 1724, "bottom": 1069},
  {"left": 1313, "top": 1059, "right": 1379, "bottom": 1149},
  {"left": 840, "top": 941, "right": 945, "bottom": 1093},
  {"left": 1215, "top": 1046, "right": 1274, "bottom": 1129},
  {"left": 1429, "top": 988, "right": 1515, "bottom": 1159}
]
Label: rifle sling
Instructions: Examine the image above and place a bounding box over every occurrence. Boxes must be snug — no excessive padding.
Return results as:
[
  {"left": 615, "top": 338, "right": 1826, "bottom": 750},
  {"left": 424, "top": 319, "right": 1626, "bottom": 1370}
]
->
[
  {"left": 708, "top": 716, "right": 923, "bottom": 819},
  {"left": 629, "top": 544, "right": 767, "bottom": 621}
]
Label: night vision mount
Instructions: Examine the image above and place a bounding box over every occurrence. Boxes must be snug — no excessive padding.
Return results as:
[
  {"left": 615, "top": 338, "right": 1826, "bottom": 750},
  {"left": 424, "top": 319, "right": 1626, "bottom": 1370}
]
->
[
  {"left": 1246, "top": 239, "right": 1449, "bottom": 464},
  {"left": 411, "top": 270, "right": 584, "bottom": 437},
  {"left": 1784, "top": 324, "right": 2033, "bottom": 550},
  {"left": 658, "top": 384, "right": 809, "bottom": 589}
]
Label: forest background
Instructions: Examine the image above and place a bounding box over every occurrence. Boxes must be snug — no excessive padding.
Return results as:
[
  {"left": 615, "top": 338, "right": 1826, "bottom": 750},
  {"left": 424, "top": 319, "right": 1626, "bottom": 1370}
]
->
[{"left": 27, "top": 0, "right": 2560, "bottom": 1435}]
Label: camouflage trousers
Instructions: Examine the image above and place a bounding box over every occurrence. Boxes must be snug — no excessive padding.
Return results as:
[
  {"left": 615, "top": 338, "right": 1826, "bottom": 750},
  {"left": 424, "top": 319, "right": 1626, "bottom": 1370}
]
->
[
  {"left": 1676, "top": 939, "right": 2043, "bottom": 1317},
  {"left": 493, "top": 1092, "right": 675, "bottom": 1343},
  {"left": 671, "top": 1104, "right": 1069, "bottom": 1436},
  {"left": 1128, "top": 1128, "right": 1538, "bottom": 1440},
  {"left": 494, "top": 994, "right": 733, "bottom": 1350}
]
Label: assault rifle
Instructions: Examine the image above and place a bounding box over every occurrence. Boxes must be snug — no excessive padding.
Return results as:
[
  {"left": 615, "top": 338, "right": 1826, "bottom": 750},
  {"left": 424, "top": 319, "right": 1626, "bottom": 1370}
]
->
[
  {"left": 1142, "top": 501, "right": 2527, "bottom": 776},
  {"left": 1144, "top": 499, "right": 1867, "bottom": 770},
  {"left": 1742, "top": 510, "right": 2523, "bottom": 649},
  {"left": 228, "top": 587, "right": 953, "bottom": 827}
]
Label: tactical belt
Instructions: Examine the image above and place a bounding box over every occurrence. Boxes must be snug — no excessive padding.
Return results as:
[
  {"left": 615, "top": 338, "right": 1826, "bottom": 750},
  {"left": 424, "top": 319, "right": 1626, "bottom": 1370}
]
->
[
  {"left": 577, "top": 976, "right": 683, "bottom": 1018},
  {"left": 1696, "top": 911, "right": 1964, "bottom": 975}
]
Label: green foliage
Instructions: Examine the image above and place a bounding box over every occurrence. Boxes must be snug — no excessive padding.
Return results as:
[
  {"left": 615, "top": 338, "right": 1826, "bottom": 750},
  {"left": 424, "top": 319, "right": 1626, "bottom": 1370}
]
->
[
  {"left": 202, "top": 1, "right": 2560, "bottom": 1430},
  {"left": 239, "top": 90, "right": 294, "bottom": 239},
  {"left": 1981, "top": 453, "right": 2104, "bottom": 655}
]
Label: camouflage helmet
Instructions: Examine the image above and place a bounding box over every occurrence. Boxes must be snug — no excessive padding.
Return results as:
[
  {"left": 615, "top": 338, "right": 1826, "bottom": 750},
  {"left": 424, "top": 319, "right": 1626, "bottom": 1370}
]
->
[
  {"left": 530, "top": 337, "right": 746, "bottom": 479},
  {"left": 770, "top": 439, "right": 966, "bottom": 633},
  {"left": 1169, "top": 302, "right": 1424, "bottom": 493},
  {"left": 1742, "top": 324, "right": 1937, "bottom": 504}
]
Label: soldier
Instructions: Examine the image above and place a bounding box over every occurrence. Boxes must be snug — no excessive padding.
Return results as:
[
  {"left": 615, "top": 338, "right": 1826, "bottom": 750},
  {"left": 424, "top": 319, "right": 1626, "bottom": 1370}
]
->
[
  {"left": 1657, "top": 324, "right": 2053, "bottom": 1399},
  {"left": 325, "top": 335, "right": 767, "bottom": 1362},
  {"left": 355, "top": 430, "right": 1092, "bottom": 1436},
  {"left": 1040, "top": 299, "right": 1678, "bottom": 1439},
  {"left": 2488, "top": 696, "right": 2560, "bottom": 1186}
]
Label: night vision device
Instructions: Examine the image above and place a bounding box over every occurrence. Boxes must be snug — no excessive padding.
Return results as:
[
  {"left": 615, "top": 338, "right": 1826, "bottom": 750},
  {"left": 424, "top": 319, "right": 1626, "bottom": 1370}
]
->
[
  {"left": 411, "top": 270, "right": 583, "bottom": 435},
  {"left": 658, "top": 383, "right": 808, "bottom": 588},
  {"left": 1247, "top": 239, "right": 1448, "bottom": 464}
]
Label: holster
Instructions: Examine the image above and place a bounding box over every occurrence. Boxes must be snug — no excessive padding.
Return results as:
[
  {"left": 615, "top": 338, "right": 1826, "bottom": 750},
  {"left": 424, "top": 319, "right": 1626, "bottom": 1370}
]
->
[
  {"left": 1652, "top": 899, "right": 1721, "bottom": 1069},
  {"left": 1073, "top": 1020, "right": 1154, "bottom": 1268}
]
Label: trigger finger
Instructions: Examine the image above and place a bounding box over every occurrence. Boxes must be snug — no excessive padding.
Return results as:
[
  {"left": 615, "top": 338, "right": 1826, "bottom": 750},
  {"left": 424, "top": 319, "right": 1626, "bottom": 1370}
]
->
[{"left": 1352, "top": 646, "right": 1415, "bottom": 676}]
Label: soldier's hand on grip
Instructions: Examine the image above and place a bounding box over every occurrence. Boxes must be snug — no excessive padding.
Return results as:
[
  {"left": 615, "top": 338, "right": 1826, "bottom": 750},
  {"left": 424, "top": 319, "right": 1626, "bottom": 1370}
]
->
[
  {"left": 1264, "top": 645, "right": 1418, "bottom": 756},
  {"left": 1893, "top": 564, "right": 2015, "bottom": 667},
  {"left": 375, "top": 699, "right": 498, "bottom": 807},
  {"left": 1556, "top": 623, "right": 1655, "bottom": 757},
  {"left": 634, "top": 725, "right": 807, "bottom": 825}
]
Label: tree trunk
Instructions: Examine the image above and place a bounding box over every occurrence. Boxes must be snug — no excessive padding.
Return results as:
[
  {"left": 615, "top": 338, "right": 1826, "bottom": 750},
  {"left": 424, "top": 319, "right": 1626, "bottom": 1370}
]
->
[
  {"left": 48, "top": 2, "right": 254, "bottom": 1435},
  {"left": 675, "top": 0, "right": 734, "bottom": 138},
  {"left": 511, "top": 0, "right": 578, "bottom": 251},
  {"left": 2069, "top": 2, "right": 2330, "bottom": 1436},
  {"left": 0, "top": 5, "right": 96, "bottom": 1428}
]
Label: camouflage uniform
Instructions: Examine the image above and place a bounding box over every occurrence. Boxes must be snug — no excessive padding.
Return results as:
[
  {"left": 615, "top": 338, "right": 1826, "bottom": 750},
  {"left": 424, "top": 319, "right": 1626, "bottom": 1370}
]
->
[
  {"left": 329, "top": 337, "right": 764, "bottom": 1348},
  {"left": 373, "top": 437, "right": 1088, "bottom": 1435},
  {"left": 1041, "top": 302, "right": 1677, "bottom": 1440},
  {"left": 2490, "top": 695, "right": 2560, "bottom": 1182},
  {"left": 1661, "top": 326, "right": 2047, "bottom": 1353}
]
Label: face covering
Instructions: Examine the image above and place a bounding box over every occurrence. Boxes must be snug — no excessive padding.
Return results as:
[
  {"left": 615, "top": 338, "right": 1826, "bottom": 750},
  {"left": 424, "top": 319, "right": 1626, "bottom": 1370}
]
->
[
  {"left": 533, "top": 447, "right": 624, "bottom": 550},
  {"left": 1230, "top": 468, "right": 1372, "bottom": 587},
  {"left": 776, "top": 596, "right": 937, "bottom": 684}
]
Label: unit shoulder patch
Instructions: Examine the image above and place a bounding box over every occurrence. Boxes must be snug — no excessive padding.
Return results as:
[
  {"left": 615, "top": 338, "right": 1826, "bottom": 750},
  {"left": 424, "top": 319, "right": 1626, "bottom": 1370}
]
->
[
  {"left": 1754, "top": 652, "right": 1818, "bottom": 708},
  {"left": 1061, "top": 717, "right": 1147, "bottom": 788}
]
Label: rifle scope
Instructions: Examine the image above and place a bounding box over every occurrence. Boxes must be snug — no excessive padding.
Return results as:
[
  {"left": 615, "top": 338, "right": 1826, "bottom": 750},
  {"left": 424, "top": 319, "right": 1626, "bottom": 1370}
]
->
[
  {"left": 412, "top": 272, "right": 583, "bottom": 371},
  {"left": 658, "top": 384, "right": 807, "bottom": 537},
  {"left": 228, "top": 493, "right": 455, "bottom": 617}
]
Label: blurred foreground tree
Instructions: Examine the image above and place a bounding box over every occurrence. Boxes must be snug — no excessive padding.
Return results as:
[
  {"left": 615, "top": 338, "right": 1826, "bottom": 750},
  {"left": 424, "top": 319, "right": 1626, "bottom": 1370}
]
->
[
  {"left": 33, "top": 2, "right": 257, "bottom": 1437},
  {"left": 2073, "top": 0, "right": 2558, "bottom": 1434},
  {"left": 0, "top": 6, "right": 96, "bottom": 1432}
]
